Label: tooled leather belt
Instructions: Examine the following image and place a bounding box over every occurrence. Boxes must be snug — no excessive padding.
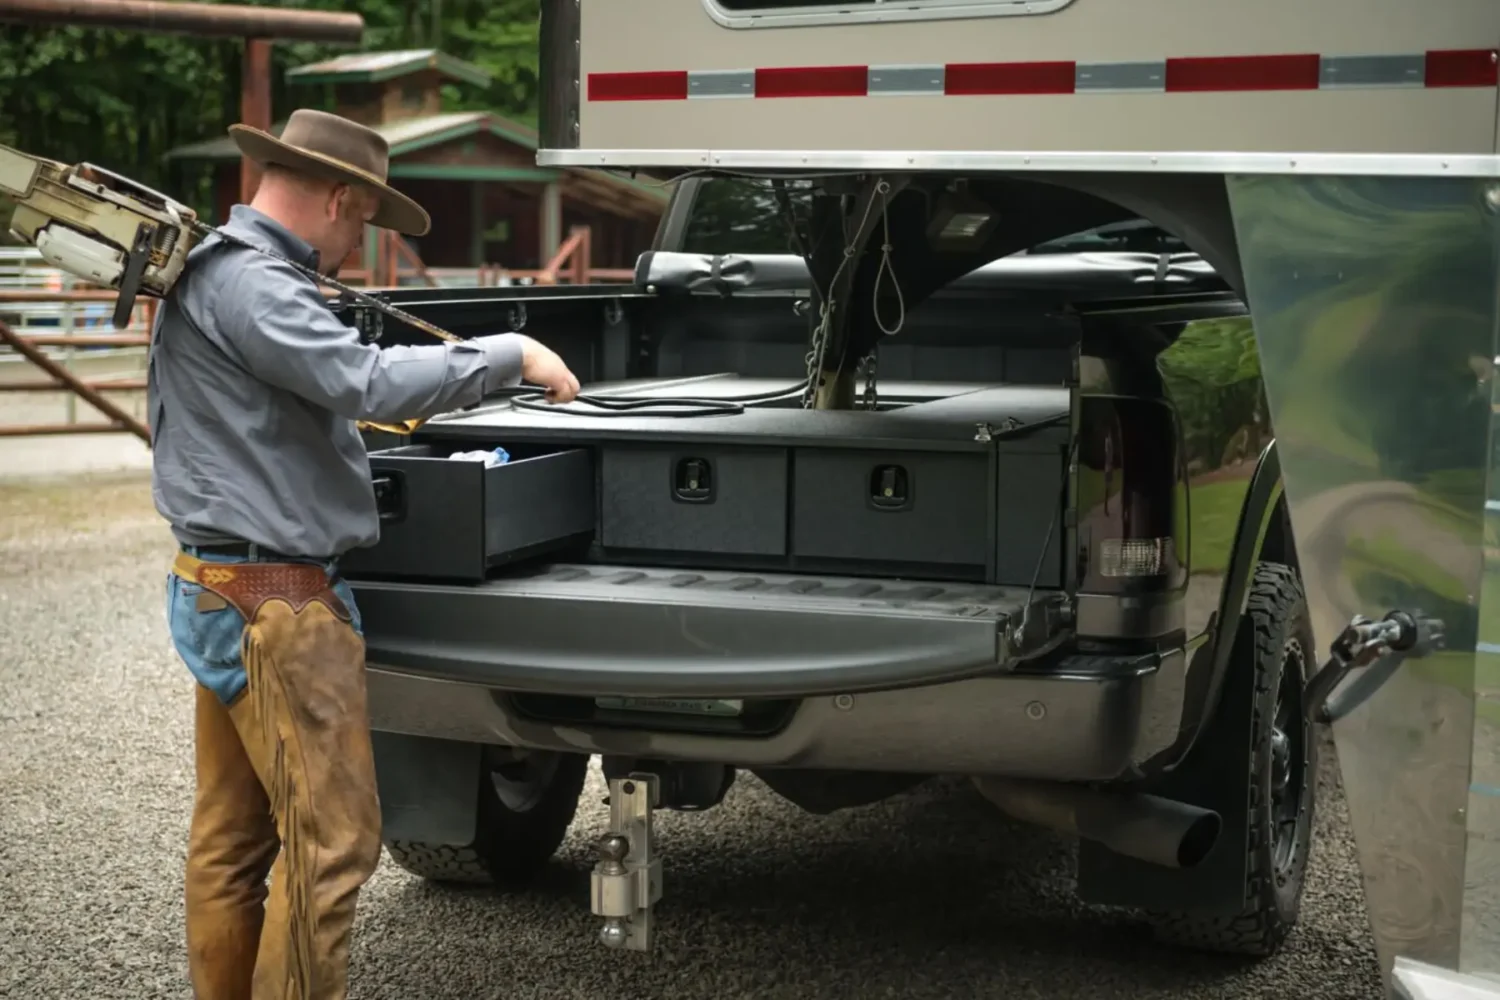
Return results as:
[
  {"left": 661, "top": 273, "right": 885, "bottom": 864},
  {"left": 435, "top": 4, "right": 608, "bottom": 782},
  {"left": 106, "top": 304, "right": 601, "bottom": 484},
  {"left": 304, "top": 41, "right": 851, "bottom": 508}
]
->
[{"left": 171, "top": 552, "right": 353, "bottom": 624}]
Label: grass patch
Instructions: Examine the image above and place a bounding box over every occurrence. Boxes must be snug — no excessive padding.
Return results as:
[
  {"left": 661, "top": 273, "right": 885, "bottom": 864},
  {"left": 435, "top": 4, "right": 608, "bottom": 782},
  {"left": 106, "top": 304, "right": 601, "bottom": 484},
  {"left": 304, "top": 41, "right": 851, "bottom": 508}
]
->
[{"left": 1187, "top": 479, "right": 1246, "bottom": 575}]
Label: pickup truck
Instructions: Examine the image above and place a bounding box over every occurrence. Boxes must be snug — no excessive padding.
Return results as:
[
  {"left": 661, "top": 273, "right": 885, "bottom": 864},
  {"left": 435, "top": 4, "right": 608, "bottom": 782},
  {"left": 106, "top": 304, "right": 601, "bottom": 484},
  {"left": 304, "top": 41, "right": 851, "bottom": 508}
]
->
[{"left": 336, "top": 172, "right": 1315, "bottom": 959}]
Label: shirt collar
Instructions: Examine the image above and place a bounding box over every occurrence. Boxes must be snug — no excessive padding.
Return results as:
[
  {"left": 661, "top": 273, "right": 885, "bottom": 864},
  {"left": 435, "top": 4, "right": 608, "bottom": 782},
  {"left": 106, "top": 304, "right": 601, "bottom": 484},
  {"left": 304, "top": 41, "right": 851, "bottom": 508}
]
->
[{"left": 222, "top": 204, "right": 322, "bottom": 271}]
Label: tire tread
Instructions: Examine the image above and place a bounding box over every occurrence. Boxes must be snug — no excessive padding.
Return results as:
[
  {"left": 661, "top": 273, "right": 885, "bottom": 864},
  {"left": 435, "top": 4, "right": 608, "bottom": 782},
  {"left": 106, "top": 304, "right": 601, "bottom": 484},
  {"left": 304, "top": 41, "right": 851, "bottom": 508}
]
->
[{"left": 383, "top": 751, "right": 589, "bottom": 887}]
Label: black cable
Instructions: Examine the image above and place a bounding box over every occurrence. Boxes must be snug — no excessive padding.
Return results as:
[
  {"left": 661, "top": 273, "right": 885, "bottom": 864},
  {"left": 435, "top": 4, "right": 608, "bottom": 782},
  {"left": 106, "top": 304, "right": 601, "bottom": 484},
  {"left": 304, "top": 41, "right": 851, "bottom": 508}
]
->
[
  {"left": 497, "top": 381, "right": 809, "bottom": 418},
  {"left": 511, "top": 394, "right": 742, "bottom": 416}
]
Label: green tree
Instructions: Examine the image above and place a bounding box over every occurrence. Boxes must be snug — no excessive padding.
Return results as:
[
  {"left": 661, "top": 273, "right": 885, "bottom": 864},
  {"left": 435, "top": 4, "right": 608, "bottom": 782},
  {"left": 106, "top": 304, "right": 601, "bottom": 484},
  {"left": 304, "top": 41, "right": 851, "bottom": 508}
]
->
[{"left": 0, "top": 0, "right": 541, "bottom": 235}]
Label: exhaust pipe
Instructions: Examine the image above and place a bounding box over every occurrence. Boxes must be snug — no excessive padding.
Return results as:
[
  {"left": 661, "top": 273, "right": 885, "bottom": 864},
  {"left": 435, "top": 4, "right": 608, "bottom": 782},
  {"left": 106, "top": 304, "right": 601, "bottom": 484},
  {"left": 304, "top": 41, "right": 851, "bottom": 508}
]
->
[{"left": 973, "top": 777, "right": 1221, "bottom": 869}]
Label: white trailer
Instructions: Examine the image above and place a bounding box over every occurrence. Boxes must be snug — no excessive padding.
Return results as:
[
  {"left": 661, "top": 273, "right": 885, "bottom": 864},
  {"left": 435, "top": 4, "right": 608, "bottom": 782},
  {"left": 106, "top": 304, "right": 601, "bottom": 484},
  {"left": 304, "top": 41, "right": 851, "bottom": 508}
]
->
[{"left": 535, "top": 2, "right": 1500, "bottom": 996}]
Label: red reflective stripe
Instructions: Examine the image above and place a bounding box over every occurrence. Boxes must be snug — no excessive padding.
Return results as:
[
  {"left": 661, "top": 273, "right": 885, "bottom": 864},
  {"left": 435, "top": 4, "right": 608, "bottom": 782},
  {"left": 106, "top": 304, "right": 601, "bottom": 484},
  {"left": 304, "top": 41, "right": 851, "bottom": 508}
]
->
[
  {"left": 588, "top": 71, "right": 688, "bottom": 101},
  {"left": 1426, "top": 49, "right": 1500, "bottom": 88},
  {"left": 756, "top": 65, "right": 868, "bottom": 98},
  {"left": 1166, "top": 54, "right": 1321, "bottom": 92},
  {"left": 589, "top": 51, "right": 1500, "bottom": 101},
  {"left": 946, "top": 60, "right": 1076, "bottom": 95}
]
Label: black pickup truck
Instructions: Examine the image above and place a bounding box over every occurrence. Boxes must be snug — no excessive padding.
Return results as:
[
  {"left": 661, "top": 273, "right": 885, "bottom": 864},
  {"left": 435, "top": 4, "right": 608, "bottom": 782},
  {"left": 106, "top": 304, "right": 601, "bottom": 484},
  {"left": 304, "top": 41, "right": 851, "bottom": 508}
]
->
[{"left": 336, "top": 174, "right": 1314, "bottom": 958}]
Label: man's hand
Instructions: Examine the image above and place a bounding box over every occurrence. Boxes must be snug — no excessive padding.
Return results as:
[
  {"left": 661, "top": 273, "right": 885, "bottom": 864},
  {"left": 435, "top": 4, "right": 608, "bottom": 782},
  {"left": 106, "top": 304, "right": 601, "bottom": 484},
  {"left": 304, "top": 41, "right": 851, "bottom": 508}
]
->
[{"left": 517, "top": 336, "right": 580, "bottom": 403}]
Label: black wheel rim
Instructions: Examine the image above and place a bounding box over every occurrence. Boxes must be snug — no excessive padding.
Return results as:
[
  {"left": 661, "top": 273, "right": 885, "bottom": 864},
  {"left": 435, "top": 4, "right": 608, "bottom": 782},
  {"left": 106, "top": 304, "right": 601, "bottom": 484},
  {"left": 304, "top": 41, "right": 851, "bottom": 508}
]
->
[
  {"left": 1270, "top": 637, "right": 1310, "bottom": 878},
  {"left": 489, "top": 750, "right": 562, "bottom": 814}
]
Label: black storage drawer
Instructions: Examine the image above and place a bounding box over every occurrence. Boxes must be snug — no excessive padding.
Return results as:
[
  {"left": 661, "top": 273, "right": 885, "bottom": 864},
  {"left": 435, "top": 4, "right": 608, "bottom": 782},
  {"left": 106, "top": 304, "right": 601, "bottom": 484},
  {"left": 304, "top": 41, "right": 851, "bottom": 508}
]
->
[
  {"left": 791, "top": 449, "right": 991, "bottom": 573},
  {"left": 341, "top": 443, "right": 595, "bottom": 581},
  {"left": 600, "top": 444, "right": 788, "bottom": 556}
]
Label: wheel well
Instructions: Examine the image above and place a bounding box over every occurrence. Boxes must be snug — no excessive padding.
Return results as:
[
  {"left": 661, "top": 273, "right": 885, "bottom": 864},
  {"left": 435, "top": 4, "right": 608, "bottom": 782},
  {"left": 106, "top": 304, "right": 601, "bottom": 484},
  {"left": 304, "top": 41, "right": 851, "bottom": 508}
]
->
[{"left": 1257, "top": 491, "right": 1301, "bottom": 577}]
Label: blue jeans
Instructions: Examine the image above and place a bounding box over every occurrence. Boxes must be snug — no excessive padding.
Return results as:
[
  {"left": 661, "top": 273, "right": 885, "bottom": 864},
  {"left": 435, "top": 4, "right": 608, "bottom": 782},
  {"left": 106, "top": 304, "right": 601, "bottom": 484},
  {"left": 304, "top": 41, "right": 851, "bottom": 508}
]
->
[{"left": 165, "top": 544, "right": 363, "bottom": 706}]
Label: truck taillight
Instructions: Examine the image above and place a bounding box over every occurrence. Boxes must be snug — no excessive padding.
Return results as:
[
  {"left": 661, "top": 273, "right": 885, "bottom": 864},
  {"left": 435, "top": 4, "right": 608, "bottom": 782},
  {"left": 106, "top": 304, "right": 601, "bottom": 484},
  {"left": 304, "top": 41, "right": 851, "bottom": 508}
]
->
[
  {"left": 1097, "top": 537, "right": 1176, "bottom": 578},
  {"left": 1074, "top": 396, "right": 1187, "bottom": 598}
]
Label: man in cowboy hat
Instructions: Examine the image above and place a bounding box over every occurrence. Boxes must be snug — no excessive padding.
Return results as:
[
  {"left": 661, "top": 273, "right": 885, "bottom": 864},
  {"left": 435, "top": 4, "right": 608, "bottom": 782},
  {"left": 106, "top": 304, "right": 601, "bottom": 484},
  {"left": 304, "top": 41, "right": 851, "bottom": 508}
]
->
[{"left": 148, "top": 108, "right": 580, "bottom": 1000}]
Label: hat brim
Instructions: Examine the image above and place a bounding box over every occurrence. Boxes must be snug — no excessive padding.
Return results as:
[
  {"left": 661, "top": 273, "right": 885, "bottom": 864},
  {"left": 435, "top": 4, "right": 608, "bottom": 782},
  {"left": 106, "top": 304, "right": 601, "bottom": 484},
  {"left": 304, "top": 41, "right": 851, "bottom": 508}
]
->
[{"left": 228, "top": 124, "right": 431, "bottom": 237}]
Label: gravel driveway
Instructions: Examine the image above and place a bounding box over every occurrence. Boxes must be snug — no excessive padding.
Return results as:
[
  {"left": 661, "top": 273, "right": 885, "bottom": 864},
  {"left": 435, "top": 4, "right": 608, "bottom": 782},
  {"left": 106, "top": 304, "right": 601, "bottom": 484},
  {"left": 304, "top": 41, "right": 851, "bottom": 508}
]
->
[{"left": 0, "top": 471, "right": 1384, "bottom": 999}]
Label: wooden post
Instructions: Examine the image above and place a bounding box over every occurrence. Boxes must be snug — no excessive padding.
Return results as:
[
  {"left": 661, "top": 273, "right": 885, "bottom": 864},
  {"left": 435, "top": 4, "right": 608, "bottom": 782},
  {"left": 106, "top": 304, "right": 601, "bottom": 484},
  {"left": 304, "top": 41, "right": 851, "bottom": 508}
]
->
[
  {"left": 470, "top": 181, "right": 485, "bottom": 268},
  {"left": 239, "top": 37, "right": 272, "bottom": 204},
  {"left": 571, "top": 225, "right": 590, "bottom": 285}
]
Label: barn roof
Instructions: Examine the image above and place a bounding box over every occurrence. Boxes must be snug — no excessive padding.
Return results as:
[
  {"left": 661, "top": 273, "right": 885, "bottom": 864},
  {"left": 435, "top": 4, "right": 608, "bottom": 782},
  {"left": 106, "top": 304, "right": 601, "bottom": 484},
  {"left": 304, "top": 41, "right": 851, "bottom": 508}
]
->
[
  {"left": 164, "top": 112, "right": 669, "bottom": 206},
  {"left": 285, "top": 49, "right": 491, "bottom": 89}
]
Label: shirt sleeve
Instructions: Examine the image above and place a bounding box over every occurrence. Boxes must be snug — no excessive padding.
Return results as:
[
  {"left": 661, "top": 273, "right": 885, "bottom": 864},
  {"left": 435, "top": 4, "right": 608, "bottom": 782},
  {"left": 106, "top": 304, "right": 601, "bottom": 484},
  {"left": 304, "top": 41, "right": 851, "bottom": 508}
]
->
[{"left": 215, "top": 256, "right": 526, "bottom": 423}]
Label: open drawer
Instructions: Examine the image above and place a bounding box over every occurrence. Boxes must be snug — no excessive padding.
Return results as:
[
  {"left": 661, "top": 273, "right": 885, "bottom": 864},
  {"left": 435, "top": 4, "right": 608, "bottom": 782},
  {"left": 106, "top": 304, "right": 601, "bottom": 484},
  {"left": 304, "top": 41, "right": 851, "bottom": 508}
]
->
[{"left": 340, "top": 443, "right": 596, "bottom": 582}]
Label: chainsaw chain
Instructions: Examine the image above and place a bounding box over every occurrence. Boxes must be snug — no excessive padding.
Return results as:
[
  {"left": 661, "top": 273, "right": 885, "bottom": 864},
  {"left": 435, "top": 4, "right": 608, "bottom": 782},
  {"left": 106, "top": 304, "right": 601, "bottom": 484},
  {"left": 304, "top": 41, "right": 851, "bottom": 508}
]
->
[{"left": 193, "top": 222, "right": 463, "bottom": 345}]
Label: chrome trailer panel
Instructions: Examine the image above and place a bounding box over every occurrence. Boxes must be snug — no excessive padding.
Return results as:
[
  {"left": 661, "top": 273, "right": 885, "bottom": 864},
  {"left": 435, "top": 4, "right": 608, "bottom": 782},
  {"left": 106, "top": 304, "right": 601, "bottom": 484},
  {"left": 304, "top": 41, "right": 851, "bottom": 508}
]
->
[{"left": 1226, "top": 173, "right": 1500, "bottom": 981}]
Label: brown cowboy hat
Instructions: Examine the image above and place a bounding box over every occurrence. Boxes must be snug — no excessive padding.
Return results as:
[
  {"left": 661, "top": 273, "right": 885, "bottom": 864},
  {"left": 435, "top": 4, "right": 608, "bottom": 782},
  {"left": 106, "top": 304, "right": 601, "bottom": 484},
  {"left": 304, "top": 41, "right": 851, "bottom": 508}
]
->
[{"left": 228, "top": 108, "right": 430, "bottom": 237}]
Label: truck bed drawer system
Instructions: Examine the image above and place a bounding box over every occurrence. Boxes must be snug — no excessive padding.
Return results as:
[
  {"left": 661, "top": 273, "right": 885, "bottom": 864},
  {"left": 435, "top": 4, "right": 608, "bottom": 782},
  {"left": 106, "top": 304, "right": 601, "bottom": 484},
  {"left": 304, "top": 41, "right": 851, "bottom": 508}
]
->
[{"left": 342, "top": 388, "right": 1069, "bottom": 588}]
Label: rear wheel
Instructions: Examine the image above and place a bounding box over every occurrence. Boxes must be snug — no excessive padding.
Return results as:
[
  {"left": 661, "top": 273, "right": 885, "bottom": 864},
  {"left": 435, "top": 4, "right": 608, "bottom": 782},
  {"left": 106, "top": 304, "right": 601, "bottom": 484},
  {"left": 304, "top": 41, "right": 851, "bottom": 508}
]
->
[
  {"left": 1152, "top": 562, "right": 1319, "bottom": 956},
  {"left": 384, "top": 745, "right": 589, "bottom": 886}
]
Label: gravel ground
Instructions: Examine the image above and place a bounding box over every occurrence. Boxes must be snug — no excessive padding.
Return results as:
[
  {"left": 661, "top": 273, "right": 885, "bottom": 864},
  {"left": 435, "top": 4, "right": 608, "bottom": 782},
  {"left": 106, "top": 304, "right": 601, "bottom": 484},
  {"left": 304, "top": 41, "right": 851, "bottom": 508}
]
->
[{"left": 0, "top": 470, "right": 1384, "bottom": 999}]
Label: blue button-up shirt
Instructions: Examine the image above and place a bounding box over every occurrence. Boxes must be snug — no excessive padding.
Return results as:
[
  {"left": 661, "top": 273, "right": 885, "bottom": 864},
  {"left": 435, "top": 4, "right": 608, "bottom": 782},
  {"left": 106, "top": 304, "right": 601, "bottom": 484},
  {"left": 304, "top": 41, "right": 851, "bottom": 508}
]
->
[{"left": 147, "top": 204, "right": 524, "bottom": 558}]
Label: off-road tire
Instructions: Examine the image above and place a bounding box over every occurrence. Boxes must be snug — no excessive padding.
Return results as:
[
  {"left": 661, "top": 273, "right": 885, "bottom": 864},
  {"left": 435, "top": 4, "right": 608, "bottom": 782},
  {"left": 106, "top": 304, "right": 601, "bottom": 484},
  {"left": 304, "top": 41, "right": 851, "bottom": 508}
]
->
[
  {"left": 385, "top": 746, "right": 588, "bottom": 886},
  {"left": 1152, "top": 562, "right": 1319, "bottom": 956}
]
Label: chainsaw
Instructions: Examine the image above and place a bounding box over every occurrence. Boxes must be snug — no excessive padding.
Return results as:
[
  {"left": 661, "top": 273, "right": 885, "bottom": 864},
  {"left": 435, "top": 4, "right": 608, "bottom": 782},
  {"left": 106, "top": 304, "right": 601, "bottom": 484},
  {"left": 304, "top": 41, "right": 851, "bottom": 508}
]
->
[{"left": 0, "top": 141, "right": 468, "bottom": 436}]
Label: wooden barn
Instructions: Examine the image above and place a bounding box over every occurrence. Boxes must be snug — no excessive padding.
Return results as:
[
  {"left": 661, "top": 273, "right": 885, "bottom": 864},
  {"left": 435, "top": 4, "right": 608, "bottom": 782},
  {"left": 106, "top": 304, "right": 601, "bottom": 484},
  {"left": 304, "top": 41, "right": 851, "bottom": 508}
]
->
[{"left": 163, "top": 48, "right": 668, "bottom": 278}]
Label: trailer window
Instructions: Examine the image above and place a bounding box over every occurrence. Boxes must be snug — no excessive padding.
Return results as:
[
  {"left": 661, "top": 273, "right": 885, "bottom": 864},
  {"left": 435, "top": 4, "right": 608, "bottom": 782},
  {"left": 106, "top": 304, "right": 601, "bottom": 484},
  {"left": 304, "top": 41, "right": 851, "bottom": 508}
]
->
[{"left": 704, "top": 0, "right": 1076, "bottom": 29}]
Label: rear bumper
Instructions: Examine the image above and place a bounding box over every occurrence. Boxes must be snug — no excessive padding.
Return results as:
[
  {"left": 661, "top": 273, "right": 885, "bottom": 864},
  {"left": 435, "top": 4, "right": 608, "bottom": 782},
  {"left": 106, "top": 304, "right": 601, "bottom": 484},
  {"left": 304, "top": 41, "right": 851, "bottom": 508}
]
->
[{"left": 353, "top": 564, "right": 1187, "bottom": 781}]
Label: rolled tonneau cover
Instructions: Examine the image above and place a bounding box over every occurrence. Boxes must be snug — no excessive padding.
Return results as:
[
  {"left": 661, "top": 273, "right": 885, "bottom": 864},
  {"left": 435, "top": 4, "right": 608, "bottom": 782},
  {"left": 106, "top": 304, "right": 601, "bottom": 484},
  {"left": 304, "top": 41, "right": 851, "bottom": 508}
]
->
[{"left": 633, "top": 248, "right": 1226, "bottom": 298}]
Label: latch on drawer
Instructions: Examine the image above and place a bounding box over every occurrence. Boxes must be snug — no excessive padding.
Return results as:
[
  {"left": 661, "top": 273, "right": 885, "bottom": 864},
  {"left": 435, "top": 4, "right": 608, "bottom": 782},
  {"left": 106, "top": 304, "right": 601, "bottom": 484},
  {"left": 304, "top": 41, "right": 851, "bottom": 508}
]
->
[
  {"left": 672, "top": 457, "right": 714, "bottom": 503},
  {"left": 869, "top": 464, "right": 911, "bottom": 511},
  {"left": 371, "top": 473, "right": 406, "bottom": 521}
]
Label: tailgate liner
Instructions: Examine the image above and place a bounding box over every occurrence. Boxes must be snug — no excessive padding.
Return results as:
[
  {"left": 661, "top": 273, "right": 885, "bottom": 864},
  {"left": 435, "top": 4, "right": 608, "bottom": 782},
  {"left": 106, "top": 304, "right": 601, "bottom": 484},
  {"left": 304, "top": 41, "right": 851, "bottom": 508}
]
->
[{"left": 351, "top": 563, "right": 1066, "bottom": 698}]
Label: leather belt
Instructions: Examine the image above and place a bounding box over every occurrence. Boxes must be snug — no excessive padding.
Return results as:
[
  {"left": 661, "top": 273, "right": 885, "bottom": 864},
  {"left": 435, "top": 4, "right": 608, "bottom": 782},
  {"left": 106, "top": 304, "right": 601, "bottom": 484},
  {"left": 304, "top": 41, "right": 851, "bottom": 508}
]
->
[
  {"left": 171, "top": 551, "right": 351, "bottom": 623},
  {"left": 188, "top": 541, "right": 331, "bottom": 563}
]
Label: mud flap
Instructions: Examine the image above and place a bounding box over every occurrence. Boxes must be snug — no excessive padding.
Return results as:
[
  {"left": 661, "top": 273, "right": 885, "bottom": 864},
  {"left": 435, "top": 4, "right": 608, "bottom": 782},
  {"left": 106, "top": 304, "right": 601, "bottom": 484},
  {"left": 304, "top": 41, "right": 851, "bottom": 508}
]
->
[
  {"left": 1074, "top": 633, "right": 1254, "bottom": 914},
  {"left": 370, "top": 730, "right": 482, "bottom": 846}
]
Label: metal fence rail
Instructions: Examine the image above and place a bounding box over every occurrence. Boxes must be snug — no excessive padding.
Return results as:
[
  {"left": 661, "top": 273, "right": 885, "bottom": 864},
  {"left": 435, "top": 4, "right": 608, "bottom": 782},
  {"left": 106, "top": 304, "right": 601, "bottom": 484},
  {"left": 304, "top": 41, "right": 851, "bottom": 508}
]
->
[
  {"left": 0, "top": 248, "right": 155, "bottom": 436},
  {"left": 0, "top": 226, "right": 634, "bottom": 440}
]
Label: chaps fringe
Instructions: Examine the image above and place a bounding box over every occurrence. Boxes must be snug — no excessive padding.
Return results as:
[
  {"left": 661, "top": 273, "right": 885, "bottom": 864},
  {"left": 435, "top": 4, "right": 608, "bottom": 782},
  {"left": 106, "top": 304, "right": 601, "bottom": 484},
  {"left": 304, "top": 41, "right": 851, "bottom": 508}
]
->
[{"left": 244, "top": 626, "right": 316, "bottom": 1000}]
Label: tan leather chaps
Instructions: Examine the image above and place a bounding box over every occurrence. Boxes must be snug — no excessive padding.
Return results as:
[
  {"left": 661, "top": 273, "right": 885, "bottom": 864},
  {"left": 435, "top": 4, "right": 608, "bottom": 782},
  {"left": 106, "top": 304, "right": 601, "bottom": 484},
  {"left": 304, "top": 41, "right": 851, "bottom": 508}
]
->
[{"left": 175, "top": 552, "right": 381, "bottom": 1000}]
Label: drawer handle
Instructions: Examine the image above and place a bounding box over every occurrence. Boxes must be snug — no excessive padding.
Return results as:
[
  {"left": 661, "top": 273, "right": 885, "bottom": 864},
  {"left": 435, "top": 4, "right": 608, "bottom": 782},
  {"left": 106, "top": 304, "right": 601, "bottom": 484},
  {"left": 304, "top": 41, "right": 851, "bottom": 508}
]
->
[
  {"left": 673, "top": 457, "right": 714, "bottom": 503},
  {"left": 869, "top": 464, "right": 911, "bottom": 511},
  {"left": 372, "top": 473, "right": 407, "bottom": 522}
]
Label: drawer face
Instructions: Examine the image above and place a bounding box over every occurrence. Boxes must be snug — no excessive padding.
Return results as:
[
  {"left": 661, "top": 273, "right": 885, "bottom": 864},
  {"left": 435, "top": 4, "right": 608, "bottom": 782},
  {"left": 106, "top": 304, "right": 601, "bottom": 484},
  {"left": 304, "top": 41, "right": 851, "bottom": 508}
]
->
[
  {"left": 600, "top": 445, "right": 789, "bottom": 556},
  {"left": 343, "top": 445, "right": 595, "bottom": 581},
  {"left": 483, "top": 448, "right": 595, "bottom": 565},
  {"left": 346, "top": 446, "right": 487, "bottom": 580},
  {"left": 791, "top": 450, "right": 991, "bottom": 569}
]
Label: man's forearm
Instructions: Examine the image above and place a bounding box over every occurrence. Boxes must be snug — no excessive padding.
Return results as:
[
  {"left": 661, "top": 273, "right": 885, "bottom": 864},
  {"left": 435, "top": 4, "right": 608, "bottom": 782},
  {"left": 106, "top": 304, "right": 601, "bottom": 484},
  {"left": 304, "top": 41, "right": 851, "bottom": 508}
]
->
[{"left": 355, "top": 334, "right": 526, "bottom": 423}]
